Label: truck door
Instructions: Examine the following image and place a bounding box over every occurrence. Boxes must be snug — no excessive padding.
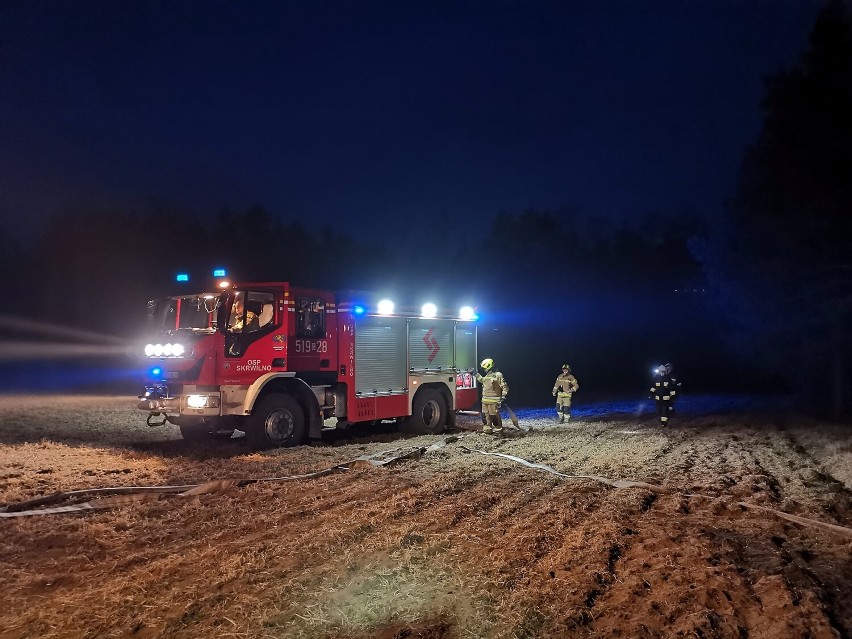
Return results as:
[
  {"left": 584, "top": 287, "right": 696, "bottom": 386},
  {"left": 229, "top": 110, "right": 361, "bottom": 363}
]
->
[
  {"left": 289, "top": 296, "right": 334, "bottom": 373},
  {"left": 221, "top": 290, "right": 280, "bottom": 383}
]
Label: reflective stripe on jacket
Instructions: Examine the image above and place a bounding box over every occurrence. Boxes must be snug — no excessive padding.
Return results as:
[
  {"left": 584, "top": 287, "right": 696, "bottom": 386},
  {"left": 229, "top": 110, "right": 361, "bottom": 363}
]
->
[
  {"left": 650, "top": 374, "right": 677, "bottom": 401},
  {"left": 552, "top": 373, "right": 579, "bottom": 397}
]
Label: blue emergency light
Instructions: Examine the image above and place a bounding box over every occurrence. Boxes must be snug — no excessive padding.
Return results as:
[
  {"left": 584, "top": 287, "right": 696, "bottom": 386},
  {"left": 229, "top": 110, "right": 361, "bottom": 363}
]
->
[
  {"left": 353, "top": 305, "right": 366, "bottom": 315},
  {"left": 149, "top": 366, "right": 163, "bottom": 378},
  {"left": 176, "top": 273, "right": 189, "bottom": 282},
  {"left": 213, "top": 268, "right": 227, "bottom": 277}
]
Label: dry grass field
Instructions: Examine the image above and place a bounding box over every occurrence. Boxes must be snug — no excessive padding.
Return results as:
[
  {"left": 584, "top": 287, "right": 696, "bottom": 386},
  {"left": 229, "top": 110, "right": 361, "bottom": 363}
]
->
[{"left": 1, "top": 394, "right": 851, "bottom": 639}]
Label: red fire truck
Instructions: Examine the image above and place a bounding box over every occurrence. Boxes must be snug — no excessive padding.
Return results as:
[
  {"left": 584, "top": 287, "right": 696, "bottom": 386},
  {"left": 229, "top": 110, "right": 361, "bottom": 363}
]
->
[{"left": 139, "top": 282, "right": 479, "bottom": 447}]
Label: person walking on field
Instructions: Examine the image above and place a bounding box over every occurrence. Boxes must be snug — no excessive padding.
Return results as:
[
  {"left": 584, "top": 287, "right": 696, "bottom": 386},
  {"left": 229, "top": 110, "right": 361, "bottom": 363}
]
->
[
  {"left": 663, "top": 363, "right": 681, "bottom": 417},
  {"left": 476, "top": 357, "right": 509, "bottom": 436},
  {"left": 552, "top": 364, "right": 580, "bottom": 423},
  {"left": 650, "top": 363, "right": 678, "bottom": 425}
]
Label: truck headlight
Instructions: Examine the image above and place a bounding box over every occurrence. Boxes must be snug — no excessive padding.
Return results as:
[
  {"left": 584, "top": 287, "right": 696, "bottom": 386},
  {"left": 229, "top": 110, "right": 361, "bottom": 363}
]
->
[
  {"left": 186, "top": 395, "right": 220, "bottom": 409},
  {"left": 145, "top": 342, "right": 189, "bottom": 358}
]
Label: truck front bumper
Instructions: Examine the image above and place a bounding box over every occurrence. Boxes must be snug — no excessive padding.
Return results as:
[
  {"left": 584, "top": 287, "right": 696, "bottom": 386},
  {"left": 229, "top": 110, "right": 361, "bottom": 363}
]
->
[{"left": 137, "top": 385, "right": 222, "bottom": 419}]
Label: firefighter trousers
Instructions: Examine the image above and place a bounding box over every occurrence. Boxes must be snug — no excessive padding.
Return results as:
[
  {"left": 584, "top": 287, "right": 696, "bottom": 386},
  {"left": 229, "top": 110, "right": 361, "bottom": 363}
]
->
[
  {"left": 656, "top": 399, "right": 672, "bottom": 425},
  {"left": 555, "top": 393, "right": 573, "bottom": 420},
  {"left": 482, "top": 403, "right": 503, "bottom": 433}
]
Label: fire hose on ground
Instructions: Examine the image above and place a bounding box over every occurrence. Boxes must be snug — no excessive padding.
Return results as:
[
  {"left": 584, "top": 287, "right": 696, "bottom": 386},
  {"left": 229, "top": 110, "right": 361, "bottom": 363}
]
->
[{"left": 2, "top": 434, "right": 851, "bottom": 542}]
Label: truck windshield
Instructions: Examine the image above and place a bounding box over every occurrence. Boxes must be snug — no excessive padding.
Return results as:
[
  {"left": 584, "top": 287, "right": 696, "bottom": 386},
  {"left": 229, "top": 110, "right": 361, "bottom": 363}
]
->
[{"left": 147, "top": 294, "right": 220, "bottom": 333}]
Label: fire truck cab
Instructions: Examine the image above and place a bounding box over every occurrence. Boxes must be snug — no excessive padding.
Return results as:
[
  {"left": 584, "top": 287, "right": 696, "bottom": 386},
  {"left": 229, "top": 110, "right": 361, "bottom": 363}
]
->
[{"left": 139, "top": 283, "right": 479, "bottom": 448}]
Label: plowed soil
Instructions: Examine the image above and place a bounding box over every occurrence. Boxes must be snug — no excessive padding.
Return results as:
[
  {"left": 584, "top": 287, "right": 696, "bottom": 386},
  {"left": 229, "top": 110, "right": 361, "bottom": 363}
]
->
[{"left": 1, "top": 395, "right": 851, "bottom": 639}]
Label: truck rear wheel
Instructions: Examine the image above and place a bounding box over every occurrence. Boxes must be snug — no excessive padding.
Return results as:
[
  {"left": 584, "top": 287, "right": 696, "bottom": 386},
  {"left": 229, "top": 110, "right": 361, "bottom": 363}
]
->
[
  {"left": 404, "top": 388, "right": 447, "bottom": 435},
  {"left": 246, "top": 393, "right": 306, "bottom": 448}
]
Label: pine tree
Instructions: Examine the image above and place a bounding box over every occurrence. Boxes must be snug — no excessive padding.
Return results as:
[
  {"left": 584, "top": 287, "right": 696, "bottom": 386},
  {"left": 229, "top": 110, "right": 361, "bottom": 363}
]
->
[{"left": 698, "top": 0, "right": 852, "bottom": 414}]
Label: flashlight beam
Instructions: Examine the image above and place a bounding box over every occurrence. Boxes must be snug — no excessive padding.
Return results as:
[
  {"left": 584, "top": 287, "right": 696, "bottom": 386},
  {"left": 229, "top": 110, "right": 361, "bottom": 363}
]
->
[
  {"left": 0, "top": 315, "right": 129, "bottom": 346},
  {"left": 0, "top": 341, "right": 132, "bottom": 361}
]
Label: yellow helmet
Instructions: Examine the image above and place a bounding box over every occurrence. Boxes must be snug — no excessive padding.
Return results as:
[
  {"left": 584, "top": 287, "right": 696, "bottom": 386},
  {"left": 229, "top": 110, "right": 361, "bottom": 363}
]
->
[{"left": 480, "top": 358, "right": 494, "bottom": 372}]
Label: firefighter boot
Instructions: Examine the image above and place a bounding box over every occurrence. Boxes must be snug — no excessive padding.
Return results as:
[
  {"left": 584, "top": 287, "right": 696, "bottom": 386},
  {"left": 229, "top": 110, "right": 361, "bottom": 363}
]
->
[{"left": 481, "top": 411, "right": 492, "bottom": 434}]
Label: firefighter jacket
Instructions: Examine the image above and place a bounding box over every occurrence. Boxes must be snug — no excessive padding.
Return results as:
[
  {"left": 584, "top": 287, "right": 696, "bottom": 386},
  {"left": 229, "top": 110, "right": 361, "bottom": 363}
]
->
[
  {"left": 476, "top": 370, "right": 508, "bottom": 405},
  {"left": 669, "top": 377, "right": 682, "bottom": 400},
  {"left": 650, "top": 373, "right": 677, "bottom": 401},
  {"left": 552, "top": 373, "right": 579, "bottom": 397}
]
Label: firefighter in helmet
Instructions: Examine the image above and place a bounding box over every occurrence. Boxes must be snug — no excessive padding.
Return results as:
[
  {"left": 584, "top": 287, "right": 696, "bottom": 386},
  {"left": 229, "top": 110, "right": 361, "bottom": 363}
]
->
[
  {"left": 476, "top": 357, "right": 509, "bottom": 436},
  {"left": 649, "top": 363, "right": 679, "bottom": 425},
  {"left": 552, "top": 364, "right": 580, "bottom": 423}
]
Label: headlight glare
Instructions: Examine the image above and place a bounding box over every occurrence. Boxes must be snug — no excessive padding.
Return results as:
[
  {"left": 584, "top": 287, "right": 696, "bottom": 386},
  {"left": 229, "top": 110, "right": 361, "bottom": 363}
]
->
[
  {"left": 186, "top": 395, "right": 208, "bottom": 408},
  {"left": 459, "top": 306, "right": 476, "bottom": 321},
  {"left": 146, "top": 342, "right": 188, "bottom": 358},
  {"left": 186, "top": 394, "right": 220, "bottom": 409}
]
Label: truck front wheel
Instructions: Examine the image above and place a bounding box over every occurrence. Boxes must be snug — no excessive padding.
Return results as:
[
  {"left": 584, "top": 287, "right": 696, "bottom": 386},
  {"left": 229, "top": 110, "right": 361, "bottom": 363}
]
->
[
  {"left": 247, "top": 393, "right": 306, "bottom": 449},
  {"left": 404, "top": 388, "right": 447, "bottom": 435}
]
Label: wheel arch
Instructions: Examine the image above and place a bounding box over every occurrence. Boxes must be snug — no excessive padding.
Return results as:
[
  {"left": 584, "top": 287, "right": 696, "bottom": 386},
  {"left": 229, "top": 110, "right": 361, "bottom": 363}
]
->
[
  {"left": 404, "top": 382, "right": 452, "bottom": 434},
  {"left": 245, "top": 372, "right": 323, "bottom": 439},
  {"left": 409, "top": 380, "right": 453, "bottom": 413}
]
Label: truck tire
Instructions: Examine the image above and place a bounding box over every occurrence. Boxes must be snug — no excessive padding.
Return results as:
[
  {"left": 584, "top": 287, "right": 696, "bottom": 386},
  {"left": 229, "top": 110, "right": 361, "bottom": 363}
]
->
[
  {"left": 246, "top": 393, "right": 306, "bottom": 449},
  {"left": 404, "top": 388, "right": 447, "bottom": 435}
]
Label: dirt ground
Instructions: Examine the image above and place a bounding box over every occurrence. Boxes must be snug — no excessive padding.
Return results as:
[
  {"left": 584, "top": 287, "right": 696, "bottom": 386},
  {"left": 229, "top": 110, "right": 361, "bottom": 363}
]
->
[{"left": 1, "top": 394, "right": 851, "bottom": 639}]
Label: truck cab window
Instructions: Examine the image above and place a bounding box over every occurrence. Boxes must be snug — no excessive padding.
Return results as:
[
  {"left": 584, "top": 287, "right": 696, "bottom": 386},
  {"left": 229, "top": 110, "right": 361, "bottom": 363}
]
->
[
  {"left": 297, "top": 298, "right": 325, "bottom": 338},
  {"left": 228, "top": 291, "right": 275, "bottom": 334},
  {"left": 225, "top": 290, "right": 276, "bottom": 358}
]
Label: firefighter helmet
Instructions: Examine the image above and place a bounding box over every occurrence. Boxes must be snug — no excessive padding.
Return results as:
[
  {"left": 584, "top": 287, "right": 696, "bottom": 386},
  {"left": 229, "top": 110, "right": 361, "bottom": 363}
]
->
[
  {"left": 562, "top": 364, "right": 571, "bottom": 372},
  {"left": 664, "top": 363, "right": 673, "bottom": 374},
  {"left": 480, "top": 358, "right": 494, "bottom": 372}
]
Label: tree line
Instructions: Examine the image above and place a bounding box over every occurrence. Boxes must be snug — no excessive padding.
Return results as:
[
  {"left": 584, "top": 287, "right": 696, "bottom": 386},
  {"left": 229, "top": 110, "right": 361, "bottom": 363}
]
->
[
  {"left": 2, "top": 204, "right": 703, "bottom": 336},
  {"left": 695, "top": 0, "right": 852, "bottom": 415}
]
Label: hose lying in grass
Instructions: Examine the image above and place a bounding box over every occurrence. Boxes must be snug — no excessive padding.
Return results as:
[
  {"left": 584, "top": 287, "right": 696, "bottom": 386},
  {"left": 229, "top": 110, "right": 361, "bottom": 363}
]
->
[
  {"left": 4, "top": 435, "right": 852, "bottom": 542},
  {"left": 461, "top": 446, "right": 852, "bottom": 541},
  {"left": 0, "top": 442, "right": 440, "bottom": 518}
]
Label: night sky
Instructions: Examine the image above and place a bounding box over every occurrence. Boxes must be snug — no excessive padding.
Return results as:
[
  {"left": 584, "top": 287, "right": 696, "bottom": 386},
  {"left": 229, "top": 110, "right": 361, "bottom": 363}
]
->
[{"left": 0, "top": 0, "right": 822, "bottom": 242}]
